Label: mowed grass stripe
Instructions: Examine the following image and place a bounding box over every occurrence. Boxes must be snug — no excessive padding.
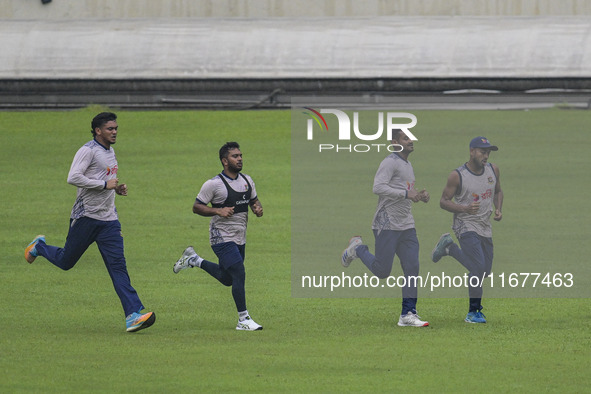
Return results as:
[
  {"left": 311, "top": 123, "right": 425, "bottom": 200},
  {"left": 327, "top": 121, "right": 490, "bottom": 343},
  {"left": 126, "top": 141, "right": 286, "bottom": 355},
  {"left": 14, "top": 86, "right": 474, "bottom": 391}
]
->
[{"left": 0, "top": 108, "right": 589, "bottom": 392}]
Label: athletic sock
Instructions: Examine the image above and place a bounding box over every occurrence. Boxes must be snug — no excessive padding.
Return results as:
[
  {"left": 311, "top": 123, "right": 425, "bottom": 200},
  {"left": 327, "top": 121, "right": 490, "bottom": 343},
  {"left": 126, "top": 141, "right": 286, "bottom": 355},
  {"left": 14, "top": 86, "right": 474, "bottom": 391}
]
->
[
  {"left": 469, "top": 298, "right": 482, "bottom": 312},
  {"left": 238, "top": 310, "right": 249, "bottom": 321},
  {"left": 188, "top": 255, "right": 204, "bottom": 268}
]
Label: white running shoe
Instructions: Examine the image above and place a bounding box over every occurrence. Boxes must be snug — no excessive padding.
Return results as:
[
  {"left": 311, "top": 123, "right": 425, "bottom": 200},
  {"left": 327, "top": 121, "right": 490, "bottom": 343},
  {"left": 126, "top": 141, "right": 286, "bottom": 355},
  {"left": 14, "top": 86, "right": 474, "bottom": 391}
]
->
[
  {"left": 341, "top": 236, "right": 363, "bottom": 267},
  {"left": 397, "top": 311, "right": 430, "bottom": 327},
  {"left": 173, "top": 246, "right": 197, "bottom": 273},
  {"left": 236, "top": 316, "right": 263, "bottom": 331}
]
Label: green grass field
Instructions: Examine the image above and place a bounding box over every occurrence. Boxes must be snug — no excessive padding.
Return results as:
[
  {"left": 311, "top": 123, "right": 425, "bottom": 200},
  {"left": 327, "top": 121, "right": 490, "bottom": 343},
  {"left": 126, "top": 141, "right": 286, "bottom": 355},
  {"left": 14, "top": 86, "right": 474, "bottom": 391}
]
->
[
  {"left": 1, "top": 108, "right": 590, "bottom": 392},
  {"left": 291, "top": 108, "right": 591, "bottom": 299}
]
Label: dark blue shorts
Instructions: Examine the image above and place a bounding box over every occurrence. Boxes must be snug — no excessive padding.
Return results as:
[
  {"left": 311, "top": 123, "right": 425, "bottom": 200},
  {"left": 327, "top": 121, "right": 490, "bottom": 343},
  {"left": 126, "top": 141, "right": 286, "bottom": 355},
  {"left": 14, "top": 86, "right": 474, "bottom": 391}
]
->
[{"left": 211, "top": 242, "right": 245, "bottom": 269}]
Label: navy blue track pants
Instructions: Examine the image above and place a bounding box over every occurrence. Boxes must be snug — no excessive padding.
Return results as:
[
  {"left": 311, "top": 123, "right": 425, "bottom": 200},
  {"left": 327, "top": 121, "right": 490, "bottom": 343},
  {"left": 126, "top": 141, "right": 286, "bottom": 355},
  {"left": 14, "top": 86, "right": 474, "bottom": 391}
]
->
[
  {"left": 35, "top": 217, "right": 144, "bottom": 316},
  {"left": 356, "top": 228, "right": 421, "bottom": 315}
]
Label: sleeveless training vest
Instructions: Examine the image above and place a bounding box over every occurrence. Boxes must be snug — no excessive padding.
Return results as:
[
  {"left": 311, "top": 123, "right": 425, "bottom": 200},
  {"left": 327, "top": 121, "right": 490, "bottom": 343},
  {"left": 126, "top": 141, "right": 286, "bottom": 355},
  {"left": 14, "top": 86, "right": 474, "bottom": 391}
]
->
[
  {"left": 211, "top": 173, "right": 253, "bottom": 213},
  {"left": 452, "top": 163, "right": 497, "bottom": 238}
]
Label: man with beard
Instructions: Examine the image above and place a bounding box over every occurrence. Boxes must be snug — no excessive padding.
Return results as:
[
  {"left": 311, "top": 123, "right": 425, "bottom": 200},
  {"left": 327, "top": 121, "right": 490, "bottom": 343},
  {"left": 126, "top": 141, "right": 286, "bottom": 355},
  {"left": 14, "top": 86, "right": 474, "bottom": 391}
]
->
[
  {"left": 173, "top": 142, "right": 264, "bottom": 331},
  {"left": 431, "top": 136, "right": 503, "bottom": 324},
  {"left": 341, "top": 129, "right": 430, "bottom": 327}
]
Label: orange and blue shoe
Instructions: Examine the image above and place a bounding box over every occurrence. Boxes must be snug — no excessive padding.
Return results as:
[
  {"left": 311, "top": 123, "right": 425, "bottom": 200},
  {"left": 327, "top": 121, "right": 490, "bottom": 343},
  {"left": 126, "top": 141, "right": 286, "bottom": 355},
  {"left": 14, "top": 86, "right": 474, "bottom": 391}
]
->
[
  {"left": 24, "top": 234, "right": 45, "bottom": 264},
  {"left": 126, "top": 311, "right": 156, "bottom": 332}
]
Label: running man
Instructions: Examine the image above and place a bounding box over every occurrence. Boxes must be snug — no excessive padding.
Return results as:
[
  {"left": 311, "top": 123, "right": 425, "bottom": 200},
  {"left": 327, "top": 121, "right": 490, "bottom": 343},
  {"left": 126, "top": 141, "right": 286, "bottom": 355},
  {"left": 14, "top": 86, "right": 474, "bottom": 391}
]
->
[
  {"left": 173, "top": 142, "right": 264, "bottom": 331},
  {"left": 24, "top": 112, "right": 155, "bottom": 332},
  {"left": 341, "top": 130, "right": 431, "bottom": 327},
  {"left": 431, "top": 136, "right": 503, "bottom": 323}
]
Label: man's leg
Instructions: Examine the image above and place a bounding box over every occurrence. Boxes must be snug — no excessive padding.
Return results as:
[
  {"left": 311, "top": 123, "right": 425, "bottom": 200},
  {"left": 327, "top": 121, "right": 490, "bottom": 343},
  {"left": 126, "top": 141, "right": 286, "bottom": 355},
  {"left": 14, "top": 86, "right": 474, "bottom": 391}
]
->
[
  {"left": 449, "top": 232, "right": 487, "bottom": 312},
  {"left": 481, "top": 236, "right": 494, "bottom": 278},
  {"left": 395, "top": 229, "right": 420, "bottom": 315},
  {"left": 199, "top": 242, "right": 237, "bottom": 286},
  {"left": 95, "top": 220, "right": 144, "bottom": 317},
  {"left": 207, "top": 243, "right": 247, "bottom": 311},
  {"left": 224, "top": 263, "right": 246, "bottom": 313},
  {"left": 355, "top": 230, "right": 398, "bottom": 279},
  {"left": 35, "top": 218, "right": 96, "bottom": 271},
  {"left": 477, "top": 235, "right": 494, "bottom": 315},
  {"left": 198, "top": 245, "right": 249, "bottom": 313},
  {"left": 200, "top": 257, "right": 248, "bottom": 312},
  {"left": 208, "top": 243, "right": 262, "bottom": 331}
]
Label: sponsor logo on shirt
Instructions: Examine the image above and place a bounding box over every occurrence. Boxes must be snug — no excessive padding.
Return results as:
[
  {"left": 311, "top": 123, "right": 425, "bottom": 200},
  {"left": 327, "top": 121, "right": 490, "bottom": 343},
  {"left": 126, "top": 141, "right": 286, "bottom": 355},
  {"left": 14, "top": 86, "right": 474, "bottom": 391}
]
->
[
  {"left": 236, "top": 193, "right": 251, "bottom": 206},
  {"left": 473, "top": 189, "right": 493, "bottom": 201}
]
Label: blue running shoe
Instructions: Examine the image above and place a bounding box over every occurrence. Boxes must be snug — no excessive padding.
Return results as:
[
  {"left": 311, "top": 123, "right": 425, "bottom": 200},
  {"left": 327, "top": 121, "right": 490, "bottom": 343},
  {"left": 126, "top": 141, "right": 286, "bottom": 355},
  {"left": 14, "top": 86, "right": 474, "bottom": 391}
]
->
[
  {"left": 126, "top": 311, "right": 156, "bottom": 332},
  {"left": 465, "top": 310, "right": 487, "bottom": 324},
  {"left": 431, "top": 233, "right": 453, "bottom": 263},
  {"left": 24, "top": 234, "right": 45, "bottom": 264}
]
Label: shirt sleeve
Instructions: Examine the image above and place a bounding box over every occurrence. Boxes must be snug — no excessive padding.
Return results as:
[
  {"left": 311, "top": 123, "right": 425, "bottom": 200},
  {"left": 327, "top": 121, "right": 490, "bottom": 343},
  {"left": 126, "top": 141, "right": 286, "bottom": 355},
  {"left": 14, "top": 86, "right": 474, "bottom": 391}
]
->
[
  {"left": 247, "top": 175, "right": 258, "bottom": 200},
  {"left": 372, "top": 156, "right": 406, "bottom": 201},
  {"left": 67, "top": 146, "right": 105, "bottom": 190},
  {"left": 196, "top": 178, "right": 216, "bottom": 205}
]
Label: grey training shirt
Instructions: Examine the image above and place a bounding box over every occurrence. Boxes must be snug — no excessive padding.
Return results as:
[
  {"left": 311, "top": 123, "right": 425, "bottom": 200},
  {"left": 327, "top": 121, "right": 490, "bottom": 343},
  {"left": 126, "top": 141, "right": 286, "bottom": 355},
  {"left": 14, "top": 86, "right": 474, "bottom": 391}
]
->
[
  {"left": 68, "top": 139, "right": 119, "bottom": 221},
  {"left": 452, "top": 163, "right": 497, "bottom": 238},
  {"left": 196, "top": 172, "right": 257, "bottom": 245},
  {"left": 371, "top": 153, "right": 416, "bottom": 232}
]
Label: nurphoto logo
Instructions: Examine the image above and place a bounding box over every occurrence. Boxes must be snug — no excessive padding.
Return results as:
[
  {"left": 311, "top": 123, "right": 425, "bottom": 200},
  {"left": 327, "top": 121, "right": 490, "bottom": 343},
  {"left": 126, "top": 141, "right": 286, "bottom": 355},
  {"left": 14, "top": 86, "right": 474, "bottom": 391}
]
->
[{"left": 302, "top": 108, "right": 418, "bottom": 153}]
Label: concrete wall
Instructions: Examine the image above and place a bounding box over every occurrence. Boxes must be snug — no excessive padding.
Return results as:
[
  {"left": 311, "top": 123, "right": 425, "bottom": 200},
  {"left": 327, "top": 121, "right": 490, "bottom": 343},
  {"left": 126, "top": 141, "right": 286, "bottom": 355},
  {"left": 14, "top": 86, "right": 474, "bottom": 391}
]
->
[
  {"left": 2, "top": 0, "right": 591, "bottom": 18},
  {"left": 2, "top": 1, "right": 589, "bottom": 80},
  {"left": 2, "top": 17, "right": 590, "bottom": 79}
]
